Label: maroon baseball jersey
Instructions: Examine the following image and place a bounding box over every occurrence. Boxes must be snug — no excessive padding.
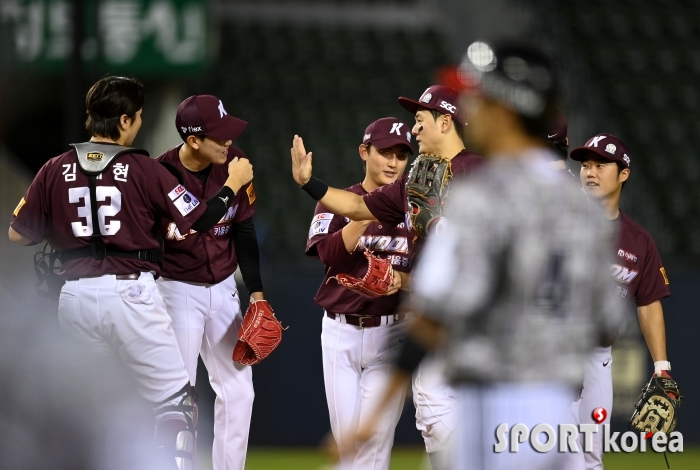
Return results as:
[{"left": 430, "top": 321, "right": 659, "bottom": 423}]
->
[
  {"left": 306, "top": 183, "right": 411, "bottom": 316},
  {"left": 611, "top": 211, "right": 670, "bottom": 306},
  {"left": 157, "top": 145, "right": 256, "bottom": 284},
  {"left": 363, "top": 149, "right": 484, "bottom": 226},
  {"left": 10, "top": 148, "right": 206, "bottom": 279}
]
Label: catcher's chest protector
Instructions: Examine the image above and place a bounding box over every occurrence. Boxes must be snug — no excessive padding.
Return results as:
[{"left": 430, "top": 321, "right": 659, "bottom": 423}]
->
[{"left": 406, "top": 154, "right": 453, "bottom": 237}]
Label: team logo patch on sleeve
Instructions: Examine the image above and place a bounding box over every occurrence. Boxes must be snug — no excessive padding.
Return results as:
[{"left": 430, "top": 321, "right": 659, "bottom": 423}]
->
[
  {"left": 660, "top": 267, "right": 669, "bottom": 285},
  {"left": 13, "top": 197, "right": 26, "bottom": 216},
  {"left": 246, "top": 183, "right": 256, "bottom": 204},
  {"left": 168, "top": 185, "right": 200, "bottom": 216},
  {"left": 309, "top": 213, "right": 334, "bottom": 238}
]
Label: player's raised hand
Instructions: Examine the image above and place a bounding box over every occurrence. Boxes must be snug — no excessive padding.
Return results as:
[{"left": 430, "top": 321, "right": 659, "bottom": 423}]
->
[
  {"left": 291, "top": 135, "right": 312, "bottom": 185},
  {"left": 225, "top": 157, "right": 253, "bottom": 194}
]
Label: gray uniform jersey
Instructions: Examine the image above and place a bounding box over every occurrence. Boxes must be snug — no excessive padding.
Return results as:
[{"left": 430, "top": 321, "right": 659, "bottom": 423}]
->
[{"left": 412, "top": 150, "right": 623, "bottom": 385}]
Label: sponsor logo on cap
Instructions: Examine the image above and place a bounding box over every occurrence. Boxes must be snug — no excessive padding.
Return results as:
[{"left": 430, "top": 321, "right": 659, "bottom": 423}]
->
[
  {"left": 218, "top": 100, "right": 227, "bottom": 118},
  {"left": 364, "top": 133, "right": 371, "bottom": 142},
  {"left": 420, "top": 92, "right": 432, "bottom": 103},
  {"left": 439, "top": 101, "right": 457, "bottom": 113},
  {"left": 605, "top": 143, "right": 617, "bottom": 155},
  {"left": 181, "top": 126, "right": 203, "bottom": 134},
  {"left": 87, "top": 152, "right": 104, "bottom": 161},
  {"left": 390, "top": 123, "right": 404, "bottom": 135},
  {"left": 406, "top": 132, "right": 411, "bottom": 141},
  {"left": 623, "top": 154, "right": 630, "bottom": 166}
]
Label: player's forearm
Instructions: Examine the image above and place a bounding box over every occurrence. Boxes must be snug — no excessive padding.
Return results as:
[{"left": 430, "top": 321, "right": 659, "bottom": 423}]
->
[
  {"left": 320, "top": 188, "right": 377, "bottom": 221},
  {"left": 341, "top": 221, "right": 372, "bottom": 252},
  {"left": 231, "top": 218, "right": 264, "bottom": 295},
  {"left": 301, "top": 179, "right": 377, "bottom": 221},
  {"left": 637, "top": 300, "right": 668, "bottom": 362}
]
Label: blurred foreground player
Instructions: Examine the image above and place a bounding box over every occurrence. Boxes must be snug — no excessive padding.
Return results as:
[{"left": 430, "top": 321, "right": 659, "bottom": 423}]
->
[
  {"left": 566, "top": 134, "right": 673, "bottom": 470},
  {"left": 156, "top": 95, "right": 265, "bottom": 470},
  {"left": 343, "top": 41, "right": 624, "bottom": 470},
  {"left": 9, "top": 76, "right": 252, "bottom": 470},
  {"left": 305, "top": 117, "right": 412, "bottom": 470},
  {"left": 292, "top": 85, "right": 483, "bottom": 466}
]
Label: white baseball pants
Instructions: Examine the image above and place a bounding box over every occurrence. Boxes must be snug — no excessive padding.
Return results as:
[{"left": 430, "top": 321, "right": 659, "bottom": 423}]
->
[
  {"left": 157, "top": 274, "right": 254, "bottom": 470},
  {"left": 413, "top": 356, "right": 460, "bottom": 454},
  {"left": 452, "top": 382, "right": 573, "bottom": 470},
  {"left": 564, "top": 346, "right": 613, "bottom": 470},
  {"left": 57, "top": 272, "right": 190, "bottom": 403},
  {"left": 321, "top": 313, "right": 407, "bottom": 470}
]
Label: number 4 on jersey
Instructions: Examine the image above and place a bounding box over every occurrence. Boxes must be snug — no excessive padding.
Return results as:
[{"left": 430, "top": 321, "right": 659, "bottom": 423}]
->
[{"left": 69, "top": 186, "right": 122, "bottom": 237}]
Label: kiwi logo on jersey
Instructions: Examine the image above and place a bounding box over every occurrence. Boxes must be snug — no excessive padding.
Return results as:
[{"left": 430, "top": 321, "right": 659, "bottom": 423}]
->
[
  {"left": 86, "top": 152, "right": 104, "bottom": 161},
  {"left": 610, "top": 264, "right": 639, "bottom": 284},
  {"left": 360, "top": 235, "right": 408, "bottom": 254}
]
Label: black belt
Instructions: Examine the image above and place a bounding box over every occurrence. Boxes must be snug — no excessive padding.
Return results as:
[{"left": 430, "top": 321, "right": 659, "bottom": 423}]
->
[
  {"left": 326, "top": 312, "right": 405, "bottom": 328},
  {"left": 116, "top": 273, "right": 140, "bottom": 280},
  {"left": 58, "top": 247, "right": 163, "bottom": 264}
]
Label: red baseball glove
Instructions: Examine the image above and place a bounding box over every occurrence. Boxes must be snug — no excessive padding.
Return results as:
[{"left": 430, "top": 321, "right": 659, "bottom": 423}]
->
[
  {"left": 328, "top": 250, "right": 394, "bottom": 298},
  {"left": 232, "top": 300, "right": 286, "bottom": 365}
]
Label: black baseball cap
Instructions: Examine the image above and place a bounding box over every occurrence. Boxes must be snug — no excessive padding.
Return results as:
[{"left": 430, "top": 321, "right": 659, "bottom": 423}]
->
[{"left": 457, "top": 40, "right": 558, "bottom": 120}]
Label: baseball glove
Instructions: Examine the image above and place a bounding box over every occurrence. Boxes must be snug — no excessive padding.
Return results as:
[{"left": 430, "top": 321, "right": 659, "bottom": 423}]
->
[
  {"left": 328, "top": 249, "right": 394, "bottom": 298},
  {"left": 629, "top": 373, "right": 682, "bottom": 435},
  {"left": 232, "top": 300, "right": 286, "bottom": 366},
  {"left": 406, "top": 153, "right": 453, "bottom": 237}
]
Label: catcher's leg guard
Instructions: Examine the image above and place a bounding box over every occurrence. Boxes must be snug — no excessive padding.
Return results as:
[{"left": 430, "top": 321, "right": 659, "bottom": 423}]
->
[{"left": 154, "top": 384, "right": 198, "bottom": 470}]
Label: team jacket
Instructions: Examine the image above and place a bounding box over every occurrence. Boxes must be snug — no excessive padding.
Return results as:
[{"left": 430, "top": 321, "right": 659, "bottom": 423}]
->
[
  {"left": 612, "top": 211, "right": 670, "bottom": 306},
  {"left": 156, "top": 145, "right": 256, "bottom": 284},
  {"left": 306, "top": 183, "right": 411, "bottom": 317},
  {"left": 11, "top": 147, "right": 206, "bottom": 279}
]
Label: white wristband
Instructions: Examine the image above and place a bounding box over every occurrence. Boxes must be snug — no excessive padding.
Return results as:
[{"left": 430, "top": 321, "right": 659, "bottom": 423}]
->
[{"left": 654, "top": 360, "right": 671, "bottom": 373}]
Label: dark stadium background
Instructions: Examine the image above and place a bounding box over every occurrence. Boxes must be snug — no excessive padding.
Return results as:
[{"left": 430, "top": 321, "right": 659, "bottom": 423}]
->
[{"left": 1, "top": 0, "right": 698, "bottom": 462}]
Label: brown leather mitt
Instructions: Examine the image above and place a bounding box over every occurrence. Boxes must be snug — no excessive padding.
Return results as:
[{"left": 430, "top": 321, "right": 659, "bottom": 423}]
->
[
  {"left": 232, "top": 300, "right": 286, "bottom": 365},
  {"left": 328, "top": 250, "right": 394, "bottom": 298}
]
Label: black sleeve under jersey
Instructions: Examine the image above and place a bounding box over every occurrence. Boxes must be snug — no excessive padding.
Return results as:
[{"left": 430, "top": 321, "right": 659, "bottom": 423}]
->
[
  {"left": 231, "top": 217, "right": 263, "bottom": 294},
  {"left": 191, "top": 186, "right": 236, "bottom": 233}
]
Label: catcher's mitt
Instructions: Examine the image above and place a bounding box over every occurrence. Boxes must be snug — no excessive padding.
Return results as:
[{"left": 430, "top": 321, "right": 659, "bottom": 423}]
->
[
  {"left": 629, "top": 373, "right": 682, "bottom": 435},
  {"left": 328, "top": 249, "right": 394, "bottom": 298},
  {"left": 406, "top": 153, "right": 453, "bottom": 237},
  {"left": 233, "top": 300, "right": 286, "bottom": 366}
]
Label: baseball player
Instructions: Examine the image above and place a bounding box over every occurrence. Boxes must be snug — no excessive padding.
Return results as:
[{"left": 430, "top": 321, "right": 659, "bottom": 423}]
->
[
  {"left": 155, "top": 95, "right": 263, "bottom": 470},
  {"left": 566, "top": 133, "right": 672, "bottom": 470},
  {"left": 8, "top": 76, "right": 252, "bottom": 470},
  {"left": 305, "top": 117, "right": 413, "bottom": 470},
  {"left": 291, "top": 85, "right": 484, "bottom": 466},
  {"left": 342, "top": 40, "right": 623, "bottom": 470}
]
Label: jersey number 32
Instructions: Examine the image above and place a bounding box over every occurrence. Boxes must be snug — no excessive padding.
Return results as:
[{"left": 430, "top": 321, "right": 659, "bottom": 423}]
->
[{"left": 69, "top": 186, "right": 122, "bottom": 237}]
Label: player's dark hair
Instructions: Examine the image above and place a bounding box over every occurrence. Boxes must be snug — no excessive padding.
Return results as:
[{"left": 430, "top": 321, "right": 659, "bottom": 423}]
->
[
  {"left": 616, "top": 161, "right": 628, "bottom": 190},
  {"left": 85, "top": 76, "right": 145, "bottom": 140},
  {"left": 428, "top": 109, "right": 467, "bottom": 147},
  {"left": 550, "top": 139, "right": 569, "bottom": 160},
  {"left": 361, "top": 143, "right": 372, "bottom": 172}
]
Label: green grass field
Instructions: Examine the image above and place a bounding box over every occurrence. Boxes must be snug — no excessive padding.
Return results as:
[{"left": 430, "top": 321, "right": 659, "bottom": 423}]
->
[{"left": 195, "top": 446, "right": 700, "bottom": 469}]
